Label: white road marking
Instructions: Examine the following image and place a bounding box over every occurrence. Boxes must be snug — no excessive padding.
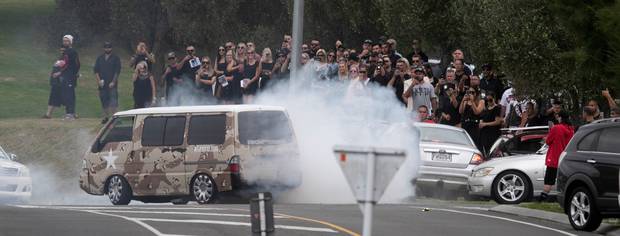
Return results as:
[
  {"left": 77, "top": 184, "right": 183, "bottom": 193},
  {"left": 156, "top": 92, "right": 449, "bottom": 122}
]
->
[
  {"left": 410, "top": 206, "right": 577, "bottom": 236},
  {"left": 93, "top": 209, "right": 287, "bottom": 219},
  {"left": 135, "top": 218, "right": 337, "bottom": 233},
  {"left": 85, "top": 210, "right": 187, "bottom": 236},
  {"left": 13, "top": 205, "right": 246, "bottom": 211}
]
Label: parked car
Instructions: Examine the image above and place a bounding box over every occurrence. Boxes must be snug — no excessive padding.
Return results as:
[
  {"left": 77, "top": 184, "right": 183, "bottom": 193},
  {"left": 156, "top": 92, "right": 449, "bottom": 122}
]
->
[
  {"left": 557, "top": 118, "right": 620, "bottom": 231},
  {"left": 487, "top": 126, "right": 548, "bottom": 158},
  {"left": 0, "top": 145, "right": 31, "bottom": 203},
  {"left": 414, "top": 123, "right": 484, "bottom": 199},
  {"left": 468, "top": 126, "right": 552, "bottom": 204}
]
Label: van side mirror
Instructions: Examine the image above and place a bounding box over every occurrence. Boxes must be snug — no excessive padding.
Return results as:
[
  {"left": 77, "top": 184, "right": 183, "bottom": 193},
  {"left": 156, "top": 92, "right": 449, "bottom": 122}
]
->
[{"left": 9, "top": 153, "right": 17, "bottom": 161}]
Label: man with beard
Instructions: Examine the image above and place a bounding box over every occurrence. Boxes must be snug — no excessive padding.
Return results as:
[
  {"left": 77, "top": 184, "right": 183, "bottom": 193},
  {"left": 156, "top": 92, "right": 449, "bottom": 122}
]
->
[{"left": 94, "top": 42, "right": 121, "bottom": 124}]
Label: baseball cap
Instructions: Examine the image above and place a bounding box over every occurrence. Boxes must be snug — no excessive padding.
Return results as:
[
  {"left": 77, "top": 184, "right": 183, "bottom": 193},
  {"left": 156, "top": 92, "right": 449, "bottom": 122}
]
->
[
  {"left": 363, "top": 39, "right": 373, "bottom": 44},
  {"left": 103, "top": 42, "right": 112, "bottom": 48}
]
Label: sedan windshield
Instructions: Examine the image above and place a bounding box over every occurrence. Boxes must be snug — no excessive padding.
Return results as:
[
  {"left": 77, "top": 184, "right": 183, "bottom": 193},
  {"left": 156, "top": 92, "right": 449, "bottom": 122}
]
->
[{"left": 418, "top": 127, "right": 474, "bottom": 147}]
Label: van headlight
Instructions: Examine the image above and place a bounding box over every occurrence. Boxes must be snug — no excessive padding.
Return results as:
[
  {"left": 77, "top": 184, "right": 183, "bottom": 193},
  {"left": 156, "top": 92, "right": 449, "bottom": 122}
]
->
[
  {"left": 472, "top": 167, "right": 494, "bottom": 177},
  {"left": 19, "top": 167, "right": 30, "bottom": 177}
]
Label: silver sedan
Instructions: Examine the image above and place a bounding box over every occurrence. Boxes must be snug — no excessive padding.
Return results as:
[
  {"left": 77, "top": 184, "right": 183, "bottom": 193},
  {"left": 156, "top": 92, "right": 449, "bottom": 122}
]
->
[
  {"left": 468, "top": 146, "right": 552, "bottom": 204},
  {"left": 415, "top": 123, "right": 484, "bottom": 199}
]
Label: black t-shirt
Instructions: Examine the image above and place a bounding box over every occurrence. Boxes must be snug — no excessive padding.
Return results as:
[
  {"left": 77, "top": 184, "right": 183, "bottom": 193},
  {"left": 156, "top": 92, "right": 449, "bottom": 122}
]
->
[
  {"left": 394, "top": 74, "right": 410, "bottom": 105},
  {"left": 164, "top": 64, "right": 180, "bottom": 93},
  {"left": 179, "top": 57, "right": 200, "bottom": 81},
  {"left": 94, "top": 53, "right": 121, "bottom": 87},
  {"left": 62, "top": 47, "right": 80, "bottom": 78},
  {"left": 480, "top": 76, "right": 505, "bottom": 98},
  {"left": 370, "top": 70, "right": 393, "bottom": 86}
]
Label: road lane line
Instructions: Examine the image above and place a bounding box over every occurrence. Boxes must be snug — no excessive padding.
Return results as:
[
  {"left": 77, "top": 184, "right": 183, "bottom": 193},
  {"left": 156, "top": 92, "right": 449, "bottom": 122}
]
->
[
  {"left": 12, "top": 205, "right": 245, "bottom": 211},
  {"left": 276, "top": 213, "right": 361, "bottom": 236},
  {"left": 134, "top": 218, "right": 338, "bottom": 233},
  {"left": 409, "top": 206, "right": 577, "bottom": 236},
  {"left": 84, "top": 210, "right": 189, "bottom": 236},
  {"left": 92, "top": 210, "right": 286, "bottom": 218}
]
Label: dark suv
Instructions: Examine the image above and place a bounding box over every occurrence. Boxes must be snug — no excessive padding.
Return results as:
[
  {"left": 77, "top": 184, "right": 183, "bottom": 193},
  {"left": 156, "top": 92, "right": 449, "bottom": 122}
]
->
[{"left": 557, "top": 118, "right": 620, "bottom": 231}]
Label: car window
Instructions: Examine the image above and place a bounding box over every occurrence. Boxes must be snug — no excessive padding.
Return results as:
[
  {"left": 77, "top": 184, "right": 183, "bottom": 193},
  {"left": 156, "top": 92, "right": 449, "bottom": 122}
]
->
[
  {"left": 188, "top": 115, "right": 226, "bottom": 145},
  {"left": 418, "top": 127, "right": 474, "bottom": 147},
  {"left": 142, "top": 116, "right": 186, "bottom": 146},
  {"left": 578, "top": 130, "right": 600, "bottom": 151},
  {"left": 100, "top": 117, "right": 134, "bottom": 144},
  {"left": 597, "top": 128, "right": 620, "bottom": 153},
  {"left": 238, "top": 111, "right": 293, "bottom": 144}
]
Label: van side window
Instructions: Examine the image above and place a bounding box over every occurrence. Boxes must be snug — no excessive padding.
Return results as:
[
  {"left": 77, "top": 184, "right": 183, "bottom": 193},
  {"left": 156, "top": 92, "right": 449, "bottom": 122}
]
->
[
  {"left": 577, "top": 130, "right": 600, "bottom": 151},
  {"left": 597, "top": 128, "right": 620, "bottom": 153},
  {"left": 188, "top": 115, "right": 226, "bottom": 145},
  {"left": 142, "top": 116, "right": 186, "bottom": 146},
  {"left": 93, "top": 116, "right": 134, "bottom": 152}
]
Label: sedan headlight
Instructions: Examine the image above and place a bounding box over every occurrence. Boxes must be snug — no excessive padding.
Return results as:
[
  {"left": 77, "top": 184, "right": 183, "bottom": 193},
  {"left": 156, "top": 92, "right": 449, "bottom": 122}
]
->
[
  {"left": 472, "top": 167, "right": 494, "bottom": 177},
  {"left": 19, "top": 167, "right": 30, "bottom": 177}
]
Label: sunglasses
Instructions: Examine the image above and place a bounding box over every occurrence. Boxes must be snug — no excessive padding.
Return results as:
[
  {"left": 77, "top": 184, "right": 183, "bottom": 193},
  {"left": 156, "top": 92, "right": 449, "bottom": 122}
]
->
[
  {"left": 328, "top": 54, "right": 335, "bottom": 57},
  {"left": 359, "top": 70, "right": 367, "bottom": 73},
  {"left": 412, "top": 60, "right": 420, "bottom": 63},
  {"left": 317, "top": 54, "right": 325, "bottom": 56},
  {"left": 218, "top": 48, "right": 225, "bottom": 51},
  {"left": 350, "top": 70, "right": 358, "bottom": 73},
  {"left": 203, "top": 61, "right": 210, "bottom": 64},
  {"left": 187, "top": 50, "right": 194, "bottom": 52},
  {"left": 168, "top": 57, "right": 175, "bottom": 60}
]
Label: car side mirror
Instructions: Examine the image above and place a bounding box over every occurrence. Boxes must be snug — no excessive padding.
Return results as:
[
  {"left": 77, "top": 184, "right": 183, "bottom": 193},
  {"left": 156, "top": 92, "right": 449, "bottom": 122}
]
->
[{"left": 9, "top": 153, "right": 17, "bottom": 161}]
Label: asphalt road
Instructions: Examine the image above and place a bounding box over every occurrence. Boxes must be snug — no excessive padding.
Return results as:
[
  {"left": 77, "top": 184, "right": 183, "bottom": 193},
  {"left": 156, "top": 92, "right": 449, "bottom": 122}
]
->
[{"left": 0, "top": 201, "right": 605, "bottom": 236}]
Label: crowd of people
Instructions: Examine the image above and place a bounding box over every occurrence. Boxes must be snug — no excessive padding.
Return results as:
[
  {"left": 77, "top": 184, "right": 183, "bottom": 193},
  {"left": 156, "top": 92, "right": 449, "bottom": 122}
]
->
[{"left": 45, "top": 34, "right": 620, "bottom": 155}]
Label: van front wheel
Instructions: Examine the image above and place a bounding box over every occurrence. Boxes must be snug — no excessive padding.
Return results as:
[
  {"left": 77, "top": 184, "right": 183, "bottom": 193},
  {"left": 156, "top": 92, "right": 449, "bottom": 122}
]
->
[
  {"left": 107, "top": 175, "right": 132, "bottom": 205},
  {"left": 192, "top": 173, "right": 218, "bottom": 204}
]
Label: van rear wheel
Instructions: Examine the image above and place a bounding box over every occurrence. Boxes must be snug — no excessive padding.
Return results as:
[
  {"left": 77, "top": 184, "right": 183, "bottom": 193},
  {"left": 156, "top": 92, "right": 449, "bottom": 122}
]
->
[
  {"left": 192, "top": 173, "right": 218, "bottom": 204},
  {"left": 107, "top": 175, "right": 132, "bottom": 205}
]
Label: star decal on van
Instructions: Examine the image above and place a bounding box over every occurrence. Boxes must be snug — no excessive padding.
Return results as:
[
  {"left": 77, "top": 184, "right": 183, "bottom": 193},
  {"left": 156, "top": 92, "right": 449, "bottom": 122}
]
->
[{"left": 103, "top": 149, "right": 118, "bottom": 169}]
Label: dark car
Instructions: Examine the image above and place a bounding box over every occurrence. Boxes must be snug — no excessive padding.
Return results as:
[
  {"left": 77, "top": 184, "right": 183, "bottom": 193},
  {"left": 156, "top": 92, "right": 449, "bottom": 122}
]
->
[{"left": 557, "top": 118, "right": 620, "bottom": 231}]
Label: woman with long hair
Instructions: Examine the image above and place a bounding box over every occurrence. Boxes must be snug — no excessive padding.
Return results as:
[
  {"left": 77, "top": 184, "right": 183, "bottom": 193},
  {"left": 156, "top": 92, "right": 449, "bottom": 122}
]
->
[
  {"left": 132, "top": 61, "right": 156, "bottom": 108},
  {"left": 242, "top": 49, "right": 261, "bottom": 104},
  {"left": 195, "top": 56, "right": 217, "bottom": 104},
  {"left": 459, "top": 87, "right": 485, "bottom": 151},
  {"left": 478, "top": 92, "right": 502, "bottom": 155},
  {"left": 215, "top": 46, "right": 226, "bottom": 76},
  {"left": 223, "top": 50, "right": 243, "bottom": 104},
  {"left": 258, "top": 48, "right": 273, "bottom": 91},
  {"left": 129, "top": 42, "right": 156, "bottom": 71}
]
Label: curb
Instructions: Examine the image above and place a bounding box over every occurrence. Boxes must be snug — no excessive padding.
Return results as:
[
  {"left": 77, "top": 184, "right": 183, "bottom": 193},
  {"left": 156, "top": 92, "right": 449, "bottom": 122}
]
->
[{"left": 489, "top": 205, "right": 620, "bottom": 235}]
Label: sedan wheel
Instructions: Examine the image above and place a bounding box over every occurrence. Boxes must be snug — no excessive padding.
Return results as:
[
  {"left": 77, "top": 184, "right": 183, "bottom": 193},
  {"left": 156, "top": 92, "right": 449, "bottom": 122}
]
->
[
  {"left": 492, "top": 171, "right": 530, "bottom": 204},
  {"left": 568, "top": 187, "right": 601, "bottom": 231},
  {"left": 107, "top": 175, "right": 132, "bottom": 205},
  {"left": 192, "top": 174, "right": 217, "bottom": 204}
]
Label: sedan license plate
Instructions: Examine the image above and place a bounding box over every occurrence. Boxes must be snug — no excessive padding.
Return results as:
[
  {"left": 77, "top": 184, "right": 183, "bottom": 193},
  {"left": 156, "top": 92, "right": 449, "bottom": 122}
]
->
[{"left": 432, "top": 152, "right": 452, "bottom": 162}]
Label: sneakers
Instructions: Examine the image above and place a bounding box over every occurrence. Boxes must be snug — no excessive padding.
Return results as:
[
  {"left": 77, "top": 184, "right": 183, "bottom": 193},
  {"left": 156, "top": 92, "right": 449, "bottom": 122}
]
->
[{"left": 62, "top": 114, "right": 76, "bottom": 121}]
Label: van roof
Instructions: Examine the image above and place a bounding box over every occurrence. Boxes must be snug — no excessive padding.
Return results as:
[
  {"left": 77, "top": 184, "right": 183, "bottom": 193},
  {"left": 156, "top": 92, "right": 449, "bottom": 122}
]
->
[{"left": 114, "top": 105, "right": 286, "bottom": 116}]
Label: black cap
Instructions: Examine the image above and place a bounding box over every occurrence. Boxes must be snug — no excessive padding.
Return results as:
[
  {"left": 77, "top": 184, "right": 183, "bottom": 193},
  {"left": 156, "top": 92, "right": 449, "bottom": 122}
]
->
[
  {"left": 414, "top": 67, "right": 425, "bottom": 72},
  {"left": 363, "top": 39, "right": 373, "bottom": 44},
  {"left": 482, "top": 63, "right": 493, "bottom": 70},
  {"left": 103, "top": 42, "right": 112, "bottom": 48}
]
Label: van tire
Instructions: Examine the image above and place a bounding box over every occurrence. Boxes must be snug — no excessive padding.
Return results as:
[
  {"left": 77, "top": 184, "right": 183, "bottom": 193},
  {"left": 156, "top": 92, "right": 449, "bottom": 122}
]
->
[
  {"left": 106, "top": 175, "right": 132, "bottom": 205},
  {"left": 191, "top": 173, "right": 218, "bottom": 204}
]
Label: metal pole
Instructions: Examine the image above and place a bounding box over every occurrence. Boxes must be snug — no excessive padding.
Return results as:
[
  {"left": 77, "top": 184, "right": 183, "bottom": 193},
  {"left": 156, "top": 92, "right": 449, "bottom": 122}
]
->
[
  {"left": 362, "top": 152, "right": 376, "bottom": 236},
  {"left": 290, "top": 0, "right": 304, "bottom": 89},
  {"left": 258, "top": 193, "right": 267, "bottom": 236}
]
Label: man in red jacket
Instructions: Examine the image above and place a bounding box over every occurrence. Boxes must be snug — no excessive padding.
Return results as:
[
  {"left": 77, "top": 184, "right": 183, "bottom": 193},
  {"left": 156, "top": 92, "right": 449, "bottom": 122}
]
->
[{"left": 540, "top": 111, "right": 574, "bottom": 201}]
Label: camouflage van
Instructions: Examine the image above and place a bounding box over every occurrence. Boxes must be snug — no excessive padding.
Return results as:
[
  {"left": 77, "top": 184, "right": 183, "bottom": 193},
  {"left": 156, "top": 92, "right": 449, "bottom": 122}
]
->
[{"left": 79, "top": 105, "right": 301, "bottom": 205}]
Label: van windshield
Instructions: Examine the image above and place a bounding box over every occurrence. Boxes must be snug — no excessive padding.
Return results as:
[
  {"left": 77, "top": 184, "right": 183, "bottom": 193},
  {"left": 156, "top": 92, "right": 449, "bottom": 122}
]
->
[{"left": 238, "top": 111, "right": 293, "bottom": 144}]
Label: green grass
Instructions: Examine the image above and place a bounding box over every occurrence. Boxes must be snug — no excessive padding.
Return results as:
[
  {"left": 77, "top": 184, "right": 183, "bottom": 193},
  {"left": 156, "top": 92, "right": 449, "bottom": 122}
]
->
[
  {"left": 0, "top": 0, "right": 136, "bottom": 119},
  {"left": 519, "top": 202, "right": 564, "bottom": 214}
]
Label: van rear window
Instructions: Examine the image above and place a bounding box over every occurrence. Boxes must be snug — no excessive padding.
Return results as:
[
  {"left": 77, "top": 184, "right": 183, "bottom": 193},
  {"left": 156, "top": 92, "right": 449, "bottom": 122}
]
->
[{"left": 238, "top": 111, "right": 293, "bottom": 144}]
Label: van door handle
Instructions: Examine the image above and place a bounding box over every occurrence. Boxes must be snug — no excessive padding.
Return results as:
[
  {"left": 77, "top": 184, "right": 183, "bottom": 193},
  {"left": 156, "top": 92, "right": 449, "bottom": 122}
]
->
[{"left": 586, "top": 159, "right": 597, "bottom": 164}]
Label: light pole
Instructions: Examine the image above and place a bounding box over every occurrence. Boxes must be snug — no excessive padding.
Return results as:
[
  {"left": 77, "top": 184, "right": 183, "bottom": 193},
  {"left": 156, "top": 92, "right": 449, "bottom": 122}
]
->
[{"left": 290, "top": 0, "right": 304, "bottom": 89}]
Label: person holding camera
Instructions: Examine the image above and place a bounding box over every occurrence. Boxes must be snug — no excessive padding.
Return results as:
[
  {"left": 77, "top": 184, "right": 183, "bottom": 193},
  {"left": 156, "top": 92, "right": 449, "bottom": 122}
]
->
[
  {"left": 370, "top": 56, "right": 393, "bottom": 86},
  {"left": 460, "top": 87, "right": 485, "bottom": 151},
  {"left": 388, "top": 58, "right": 411, "bottom": 105},
  {"left": 403, "top": 67, "right": 437, "bottom": 114},
  {"left": 436, "top": 70, "right": 460, "bottom": 126},
  {"left": 177, "top": 45, "right": 201, "bottom": 85},
  {"left": 132, "top": 61, "right": 156, "bottom": 108},
  {"left": 93, "top": 42, "right": 121, "bottom": 124},
  {"left": 129, "top": 42, "right": 155, "bottom": 71}
]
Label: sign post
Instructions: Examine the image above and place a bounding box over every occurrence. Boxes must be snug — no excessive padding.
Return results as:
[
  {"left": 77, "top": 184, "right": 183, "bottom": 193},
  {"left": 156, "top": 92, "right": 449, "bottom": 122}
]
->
[{"left": 333, "top": 146, "right": 406, "bottom": 236}]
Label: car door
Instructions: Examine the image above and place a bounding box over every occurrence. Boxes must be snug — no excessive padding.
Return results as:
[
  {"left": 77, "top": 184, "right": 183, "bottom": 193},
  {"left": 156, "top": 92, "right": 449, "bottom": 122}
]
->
[
  {"left": 590, "top": 127, "right": 620, "bottom": 208},
  {"left": 87, "top": 116, "right": 135, "bottom": 193},
  {"left": 131, "top": 115, "right": 187, "bottom": 196},
  {"left": 184, "top": 112, "right": 234, "bottom": 192}
]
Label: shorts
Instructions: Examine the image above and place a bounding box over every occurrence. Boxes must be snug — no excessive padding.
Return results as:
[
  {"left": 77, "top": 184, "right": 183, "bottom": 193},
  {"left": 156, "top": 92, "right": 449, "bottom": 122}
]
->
[
  {"left": 544, "top": 167, "right": 558, "bottom": 185},
  {"left": 99, "top": 88, "right": 119, "bottom": 109}
]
